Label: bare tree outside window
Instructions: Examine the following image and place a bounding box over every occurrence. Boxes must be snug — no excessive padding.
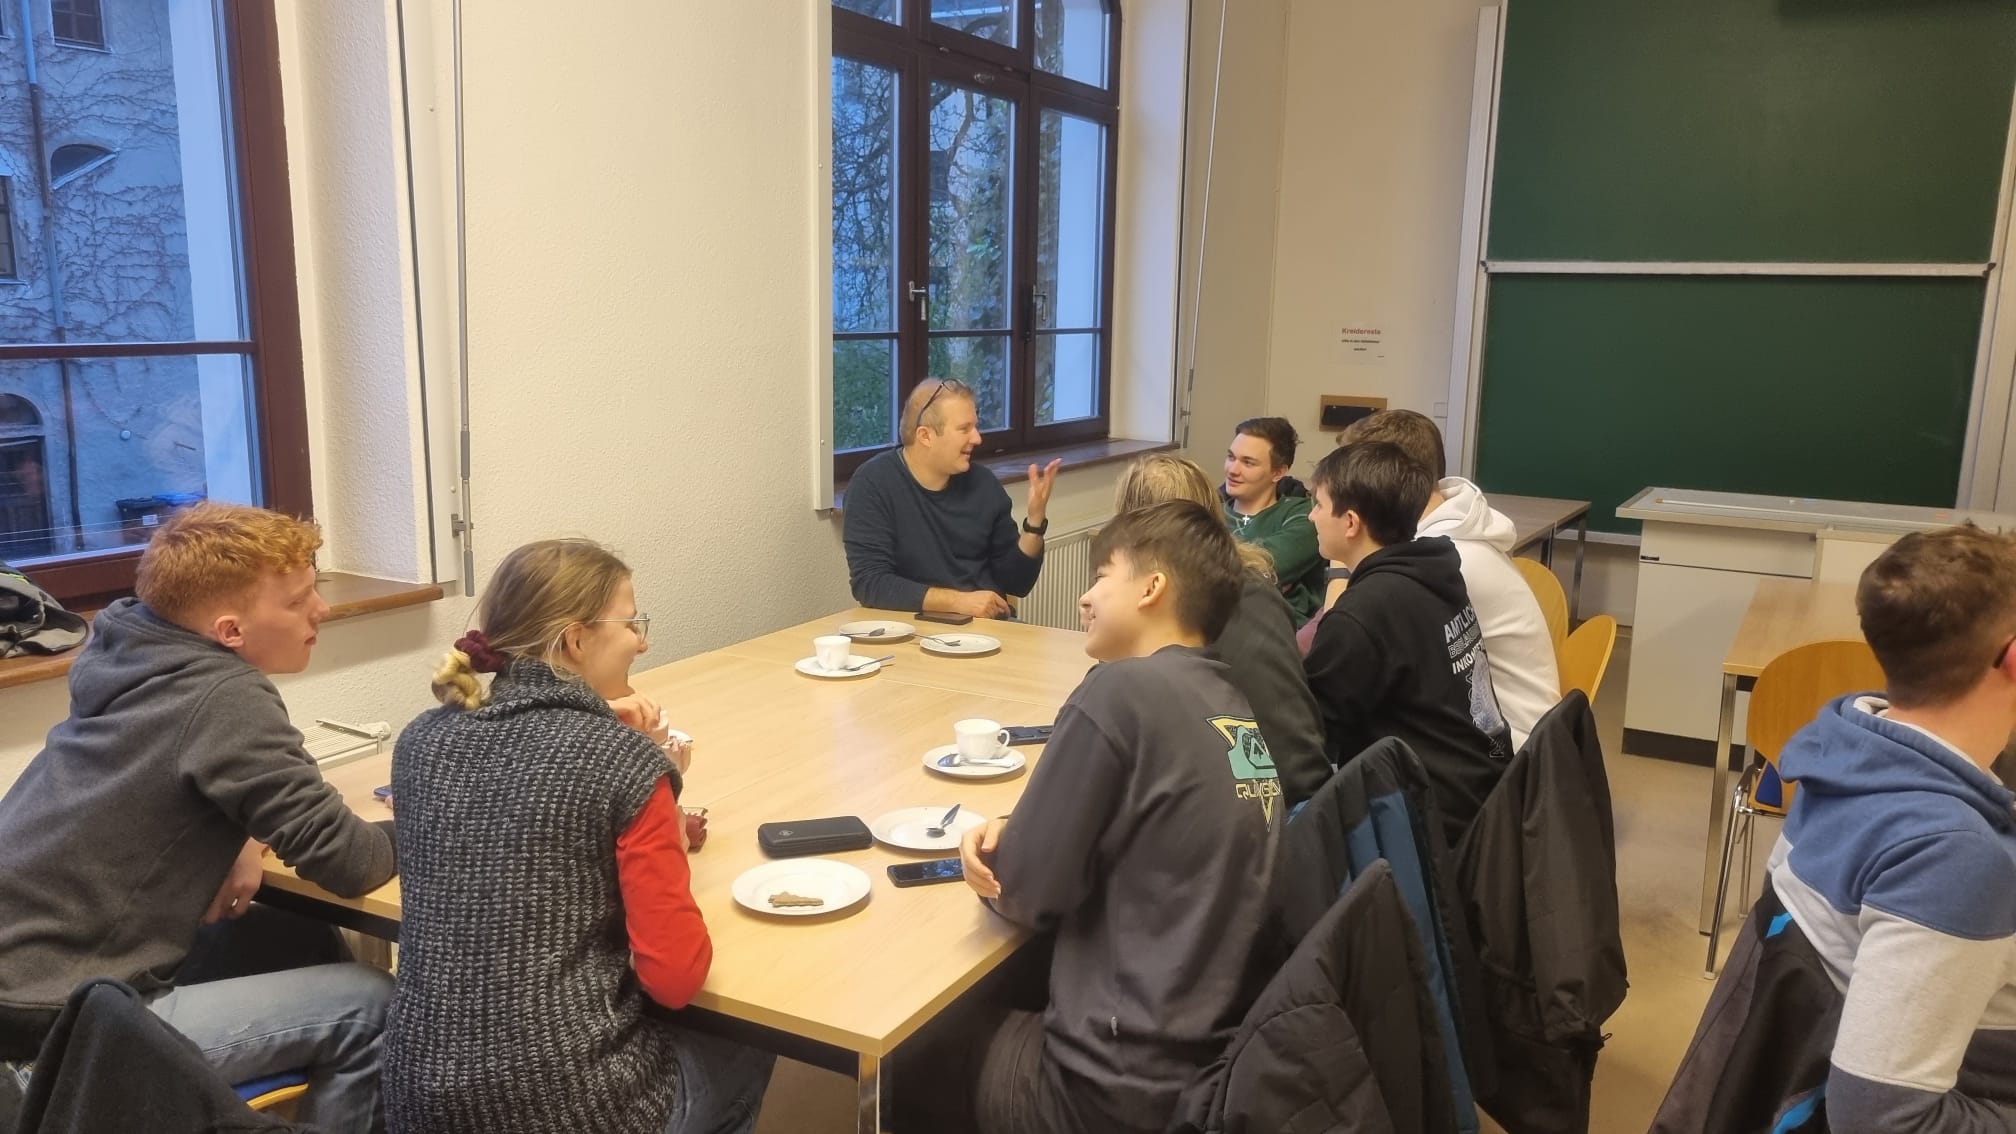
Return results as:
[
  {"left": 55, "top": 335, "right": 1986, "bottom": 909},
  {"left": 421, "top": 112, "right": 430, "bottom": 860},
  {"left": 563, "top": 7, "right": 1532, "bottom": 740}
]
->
[
  {"left": 831, "top": 0, "right": 1118, "bottom": 479},
  {"left": 835, "top": 0, "right": 898, "bottom": 24},
  {"left": 832, "top": 56, "right": 900, "bottom": 453},
  {"left": 1, "top": 0, "right": 307, "bottom": 604}
]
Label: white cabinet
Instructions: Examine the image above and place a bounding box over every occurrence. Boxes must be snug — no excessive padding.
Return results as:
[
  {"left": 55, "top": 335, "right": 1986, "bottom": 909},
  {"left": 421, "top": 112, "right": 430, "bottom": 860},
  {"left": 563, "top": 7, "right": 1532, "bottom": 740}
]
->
[
  {"left": 1618, "top": 488, "right": 2016, "bottom": 755},
  {"left": 1623, "top": 523, "right": 1813, "bottom": 749}
]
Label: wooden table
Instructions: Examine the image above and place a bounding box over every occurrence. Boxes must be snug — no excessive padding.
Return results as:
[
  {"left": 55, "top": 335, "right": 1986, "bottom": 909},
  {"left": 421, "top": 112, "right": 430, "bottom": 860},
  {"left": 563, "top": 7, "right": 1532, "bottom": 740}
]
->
[
  {"left": 259, "top": 608, "right": 1092, "bottom": 1133},
  {"left": 1694, "top": 579, "right": 1861, "bottom": 932},
  {"left": 1493, "top": 493, "right": 1592, "bottom": 618}
]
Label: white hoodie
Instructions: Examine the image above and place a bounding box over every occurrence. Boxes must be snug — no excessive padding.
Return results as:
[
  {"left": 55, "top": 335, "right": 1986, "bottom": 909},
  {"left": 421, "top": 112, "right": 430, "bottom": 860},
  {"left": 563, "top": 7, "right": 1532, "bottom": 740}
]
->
[{"left": 1419, "top": 477, "right": 1561, "bottom": 748}]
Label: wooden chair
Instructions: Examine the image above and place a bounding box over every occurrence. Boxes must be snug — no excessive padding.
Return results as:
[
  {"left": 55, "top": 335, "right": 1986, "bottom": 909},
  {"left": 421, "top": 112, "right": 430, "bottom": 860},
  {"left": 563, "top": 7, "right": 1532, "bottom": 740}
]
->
[
  {"left": 1705, "top": 638, "right": 1885, "bottom": 976},
  {"left": 1558, "top": 614, "right": 1618, "bottom": 704},
  {"left": 1513, "top": 556, "right": 1569, "bottom": 654}
]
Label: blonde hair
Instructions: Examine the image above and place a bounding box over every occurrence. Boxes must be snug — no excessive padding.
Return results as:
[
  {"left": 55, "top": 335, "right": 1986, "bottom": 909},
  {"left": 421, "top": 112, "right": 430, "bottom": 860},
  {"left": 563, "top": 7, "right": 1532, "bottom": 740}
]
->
[
  {"left": 1114, "top": 453, "right": 1274, "bottom": 580},
  {"left": 134, "top": 502, "right": 322, "bottom": 624},
  {"left": 432, "top": 539, "right": 632, "bottom": 710}
]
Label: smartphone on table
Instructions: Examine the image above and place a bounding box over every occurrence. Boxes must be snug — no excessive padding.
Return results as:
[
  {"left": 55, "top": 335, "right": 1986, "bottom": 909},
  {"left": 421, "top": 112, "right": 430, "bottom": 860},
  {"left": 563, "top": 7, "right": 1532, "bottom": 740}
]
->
[
  {"left": 1004, "top": 725, "right": 1052, "bottom": 746},
  {"left": 914, "top": 611, "right": 974, "bottom": 626},
  {"left": 887, "top": 858, "right": 965, "bottom": 887}
]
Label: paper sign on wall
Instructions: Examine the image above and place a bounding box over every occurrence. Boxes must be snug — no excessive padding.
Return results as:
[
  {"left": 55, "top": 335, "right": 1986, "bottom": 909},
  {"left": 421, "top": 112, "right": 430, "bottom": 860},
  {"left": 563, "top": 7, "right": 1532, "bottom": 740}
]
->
[{"left": 1340, "top": 322, "right": 1387, "bottom": 366}]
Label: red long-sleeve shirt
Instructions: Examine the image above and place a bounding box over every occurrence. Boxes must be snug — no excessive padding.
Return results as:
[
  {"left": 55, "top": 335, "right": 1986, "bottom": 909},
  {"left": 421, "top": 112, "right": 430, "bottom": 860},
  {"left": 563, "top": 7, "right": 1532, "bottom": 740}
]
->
[{"left": 614, "top": 777, "right": 711, "bottom": 1008}]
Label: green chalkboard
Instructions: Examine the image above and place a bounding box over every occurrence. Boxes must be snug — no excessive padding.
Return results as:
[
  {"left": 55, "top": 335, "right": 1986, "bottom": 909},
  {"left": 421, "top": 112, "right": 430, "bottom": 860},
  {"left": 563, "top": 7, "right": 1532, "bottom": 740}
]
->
[
  {"left": 1475, "top": 275, "right": 1984, "bottom": 535},
  {"left": 1488, "top": 0, "right": 2016, "bottom": 263}
]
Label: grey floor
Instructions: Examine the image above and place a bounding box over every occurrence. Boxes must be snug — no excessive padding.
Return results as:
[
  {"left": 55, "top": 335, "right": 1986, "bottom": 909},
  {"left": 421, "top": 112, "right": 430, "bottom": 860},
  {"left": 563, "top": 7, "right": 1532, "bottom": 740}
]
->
[{"left": 753, "top": 633, "right": 1753, "bottom": 1133}]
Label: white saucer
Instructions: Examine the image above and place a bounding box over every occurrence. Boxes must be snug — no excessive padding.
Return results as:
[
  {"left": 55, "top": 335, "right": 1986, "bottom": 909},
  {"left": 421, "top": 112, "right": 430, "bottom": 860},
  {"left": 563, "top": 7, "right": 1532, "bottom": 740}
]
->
[
  {"left": 838, "top": 619, "right": 915, "bottom": 643},
  {"left": 919, "top": 633, "right": 1002, "bottom": 658},
  {"left": 795, "top": 655, "right": 883, "bottom": 679},
  {"left": 922, "top": 743, "right": 1027, "bottom": 779},
  {"left": 732, "top": 859, "right": 872, "bottom": 918},
  {"left": 870, "top": 806, "right": 987, "bottom": 852}
]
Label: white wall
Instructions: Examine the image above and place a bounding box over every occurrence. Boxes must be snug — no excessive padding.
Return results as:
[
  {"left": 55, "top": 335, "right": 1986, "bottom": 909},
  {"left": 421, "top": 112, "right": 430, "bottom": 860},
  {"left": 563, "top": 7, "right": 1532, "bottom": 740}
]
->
[
  {"left": 1178, "top": 0, "right": 1289, "bottom": 466},
  {"left": 1042, "top": 0, "right": 1292, "bottom": 533},
  {"left": 1264, "top": 0, "right": 1488, "bottom": 454},
  {"left": 1255, "top": 0, "right": 1640, "bottom": 623},
  {"left": 0, "top": 0, "right": 1296, "bottom": 780}
]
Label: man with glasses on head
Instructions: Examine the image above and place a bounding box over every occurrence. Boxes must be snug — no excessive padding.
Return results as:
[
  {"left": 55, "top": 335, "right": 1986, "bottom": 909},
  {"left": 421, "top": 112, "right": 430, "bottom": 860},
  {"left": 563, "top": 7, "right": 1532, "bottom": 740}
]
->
[{"left": 843, "top": 378, "right": 1062, "bottom": 619}]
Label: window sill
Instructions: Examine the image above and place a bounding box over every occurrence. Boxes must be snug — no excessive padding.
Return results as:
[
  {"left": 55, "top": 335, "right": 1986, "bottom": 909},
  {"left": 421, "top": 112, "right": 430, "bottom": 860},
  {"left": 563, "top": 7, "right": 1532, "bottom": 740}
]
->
[
  {"left": 832, "top": 436, "right": 1173, "bottom": 510},
  {"left": 0, "top": 572, "right": 445, "bottom": 693}
]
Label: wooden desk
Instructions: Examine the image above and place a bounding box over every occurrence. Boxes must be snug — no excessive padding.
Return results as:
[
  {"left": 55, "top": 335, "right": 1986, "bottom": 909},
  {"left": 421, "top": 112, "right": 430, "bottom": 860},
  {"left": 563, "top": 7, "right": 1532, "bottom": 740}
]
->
[
  {"left": 1694, "top": 579, "right": 1861, "bottom": 932},
  {"left": 722, "top": 608, "right": 1093, "bottom": 707},
  {"left": 1493, "top": 493, "right": 1592, "bottom": 619},
  {"left": 260, "top": 614, "right": 1096, "bottom": 1133}
]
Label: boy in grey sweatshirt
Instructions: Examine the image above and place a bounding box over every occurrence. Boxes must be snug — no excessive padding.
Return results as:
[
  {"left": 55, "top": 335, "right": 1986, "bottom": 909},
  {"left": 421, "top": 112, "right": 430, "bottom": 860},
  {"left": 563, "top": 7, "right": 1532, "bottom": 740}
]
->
[
  {"left": 895, "top": 501, "right": 1283, "bottom": 1134},
  {"left": 0, "top": 503, "right": 397, "bottom": 1133}
]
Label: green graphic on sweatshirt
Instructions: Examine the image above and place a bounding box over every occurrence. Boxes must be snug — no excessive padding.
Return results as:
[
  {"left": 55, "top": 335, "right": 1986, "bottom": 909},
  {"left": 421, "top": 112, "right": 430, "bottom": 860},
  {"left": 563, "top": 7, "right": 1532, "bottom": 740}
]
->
[{"left": 1209, "top": 715, "right": 1283, "bottom": 821}]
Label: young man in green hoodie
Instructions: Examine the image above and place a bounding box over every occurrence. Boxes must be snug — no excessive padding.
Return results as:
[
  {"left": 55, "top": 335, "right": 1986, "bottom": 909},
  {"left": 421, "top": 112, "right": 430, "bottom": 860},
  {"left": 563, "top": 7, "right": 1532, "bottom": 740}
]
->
[
  {"left": 1221, "top": 416, "right": 1325, "bottom": 624},
  {"left": 899, "top": 501, "right": 1283, "bottom": 1134},
  {"left": 0, "top": 503, "right": 399, "bottom": 1132}
]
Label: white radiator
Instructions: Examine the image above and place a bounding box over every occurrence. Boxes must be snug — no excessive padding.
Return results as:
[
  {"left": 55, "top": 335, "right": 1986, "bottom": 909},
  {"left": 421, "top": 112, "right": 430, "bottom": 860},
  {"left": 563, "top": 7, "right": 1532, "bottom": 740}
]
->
[{"left": 1020, "top": 524, "right": 1100, "bottom": 631}]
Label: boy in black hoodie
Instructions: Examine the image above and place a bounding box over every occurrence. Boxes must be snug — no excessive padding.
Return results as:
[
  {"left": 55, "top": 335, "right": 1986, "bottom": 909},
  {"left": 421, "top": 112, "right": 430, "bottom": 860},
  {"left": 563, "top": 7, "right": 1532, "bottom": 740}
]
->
[
  {"left": 895, "top": 501, "right": 1284, "bottom": 1134},
  {"left": 1303, "top": 441, "right": 1512, "bottom": 846}
]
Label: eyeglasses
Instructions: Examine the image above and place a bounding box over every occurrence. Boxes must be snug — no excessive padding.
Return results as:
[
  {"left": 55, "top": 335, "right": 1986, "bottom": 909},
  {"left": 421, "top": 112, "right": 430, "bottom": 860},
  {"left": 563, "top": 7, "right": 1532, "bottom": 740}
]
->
[
  {"left": 908, "top": 378, "right": 970, "bottom": 438},
  {"left": 588, "top": 614, "right": 652, "bottom": 646}
]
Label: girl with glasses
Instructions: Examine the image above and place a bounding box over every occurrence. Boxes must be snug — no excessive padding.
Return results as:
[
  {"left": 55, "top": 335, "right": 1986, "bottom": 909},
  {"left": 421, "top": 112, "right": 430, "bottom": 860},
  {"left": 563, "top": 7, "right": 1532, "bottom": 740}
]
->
[{"left": 383, "top": 539, "right": 771, "bottom": 1134}]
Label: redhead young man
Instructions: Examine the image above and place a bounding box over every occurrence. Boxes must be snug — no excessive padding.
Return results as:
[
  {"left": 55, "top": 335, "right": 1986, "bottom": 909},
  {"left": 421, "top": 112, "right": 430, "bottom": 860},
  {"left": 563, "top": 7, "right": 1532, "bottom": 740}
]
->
[{"left": 0, "top": 503, "right": 398, "bottom": 1132}]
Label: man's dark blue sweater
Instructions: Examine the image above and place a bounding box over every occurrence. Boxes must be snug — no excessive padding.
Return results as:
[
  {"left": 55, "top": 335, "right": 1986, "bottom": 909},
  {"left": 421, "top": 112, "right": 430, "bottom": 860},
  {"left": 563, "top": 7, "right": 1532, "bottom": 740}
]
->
[{"left": 842, "top": 448, "right": 1043, "bottom": 611}]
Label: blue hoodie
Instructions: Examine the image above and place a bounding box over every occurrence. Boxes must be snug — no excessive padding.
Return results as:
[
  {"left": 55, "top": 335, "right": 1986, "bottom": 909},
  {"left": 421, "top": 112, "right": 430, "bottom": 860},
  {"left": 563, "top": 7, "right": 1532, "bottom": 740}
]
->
[{"left": 1768, "top": 694, "right": 2016, "bottom": 1133}]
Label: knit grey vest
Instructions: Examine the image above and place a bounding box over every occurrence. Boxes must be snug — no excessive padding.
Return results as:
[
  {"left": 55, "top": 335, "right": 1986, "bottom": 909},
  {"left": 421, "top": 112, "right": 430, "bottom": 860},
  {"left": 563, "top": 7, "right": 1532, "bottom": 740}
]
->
[{"left": 384, "top": 662, "right": 687, "bottom": 1134}]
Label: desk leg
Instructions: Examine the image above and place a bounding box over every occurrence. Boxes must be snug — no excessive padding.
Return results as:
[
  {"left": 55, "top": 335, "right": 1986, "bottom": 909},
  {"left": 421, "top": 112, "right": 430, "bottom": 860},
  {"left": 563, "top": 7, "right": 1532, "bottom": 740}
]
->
[
  {"left": 1698, "top": 673, "right": 1739, "bottom": 933},
  {"left": 858, "top": 1051, "right": 882, "bottom": 1134},
  {"left": 1541, "top": 529, "right": 1556, "bottom": 569},
  {"left": 1570, "top": 514, "right": 1588, "bottom": 622}
]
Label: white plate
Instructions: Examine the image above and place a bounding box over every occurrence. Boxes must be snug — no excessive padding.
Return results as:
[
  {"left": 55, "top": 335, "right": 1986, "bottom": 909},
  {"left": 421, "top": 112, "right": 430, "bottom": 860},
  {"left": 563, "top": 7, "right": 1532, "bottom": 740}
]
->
[
  {"left": 918, "top": 633, "right": 1002, "bottom": 657},
  {"left": 837, "top": 619, "right": 915, "bottom": 643},
  {"left": 922, "top": 743, "right": 1027, "bottom": 779},
  {"left": 795, "top": 655, "right": 883, "bottom": 679},
  {"left": 732, "top": 859, "right": 872, "bottom": 918},
  {"left": 869, "top": 806, "right": 987, "bottom": 852}
]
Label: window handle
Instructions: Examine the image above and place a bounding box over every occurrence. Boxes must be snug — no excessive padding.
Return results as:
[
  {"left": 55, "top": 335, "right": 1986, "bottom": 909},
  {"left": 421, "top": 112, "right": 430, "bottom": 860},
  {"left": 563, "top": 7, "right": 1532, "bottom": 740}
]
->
[{"left": 907, "top": 281, "right": 928, "bottom": 324}]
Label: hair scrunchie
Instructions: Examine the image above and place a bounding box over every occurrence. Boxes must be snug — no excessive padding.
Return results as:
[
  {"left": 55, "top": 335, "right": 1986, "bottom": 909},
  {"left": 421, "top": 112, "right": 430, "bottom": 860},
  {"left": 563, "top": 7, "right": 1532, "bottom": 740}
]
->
[{"left": 455, "top": 630, "right": 507, "bottom": 674}]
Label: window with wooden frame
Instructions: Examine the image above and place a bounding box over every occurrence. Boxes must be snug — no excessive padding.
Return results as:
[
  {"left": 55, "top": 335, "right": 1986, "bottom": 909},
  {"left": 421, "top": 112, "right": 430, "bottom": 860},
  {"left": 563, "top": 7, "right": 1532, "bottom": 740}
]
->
[
  {"left": 0, "top": 0, "right": 307, "bottom": 607},
  {"left": 831, "top": 0, "right": 1119, "bottom": 479}
]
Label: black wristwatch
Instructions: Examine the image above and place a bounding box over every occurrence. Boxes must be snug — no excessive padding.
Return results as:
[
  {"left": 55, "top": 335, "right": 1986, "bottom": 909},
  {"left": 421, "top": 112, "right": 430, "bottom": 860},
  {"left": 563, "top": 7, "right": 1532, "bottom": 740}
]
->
[{"left": 1022, "top": 516, "right": 1049, "bottom": 536}]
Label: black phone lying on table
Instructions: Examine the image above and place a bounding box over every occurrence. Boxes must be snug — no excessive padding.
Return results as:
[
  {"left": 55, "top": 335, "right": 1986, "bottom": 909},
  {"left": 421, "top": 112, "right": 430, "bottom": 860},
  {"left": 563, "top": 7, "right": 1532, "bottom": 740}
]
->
[
  {"left": 887, "top": 858, "right": 965, "bottom": 887},
  {"left": 757, "top": 816, "right": 874, "bottom": 858},
  {"left": 914, "top": 610, "right": 974, "bottom": 626},
  {"left": 1004, "top": 725, "right": 1053, "bottom": 746}
]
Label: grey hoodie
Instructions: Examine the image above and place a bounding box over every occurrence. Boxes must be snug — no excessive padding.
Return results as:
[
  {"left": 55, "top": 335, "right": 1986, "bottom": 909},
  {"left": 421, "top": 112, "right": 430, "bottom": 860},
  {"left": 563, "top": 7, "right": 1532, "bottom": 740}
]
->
[{"left": 0, "top": 598, "right": 396, "bottom": 1054}]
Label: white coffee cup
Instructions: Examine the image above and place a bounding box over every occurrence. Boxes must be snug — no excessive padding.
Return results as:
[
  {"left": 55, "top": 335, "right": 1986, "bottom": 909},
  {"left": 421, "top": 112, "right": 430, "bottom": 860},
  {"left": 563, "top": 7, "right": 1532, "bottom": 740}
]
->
[
  {"left": 814, "top": 635, "right": 852, "bottom": 671},
  {"left": 955, "top": 718, "right": 1011, "bottom": 761}
]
